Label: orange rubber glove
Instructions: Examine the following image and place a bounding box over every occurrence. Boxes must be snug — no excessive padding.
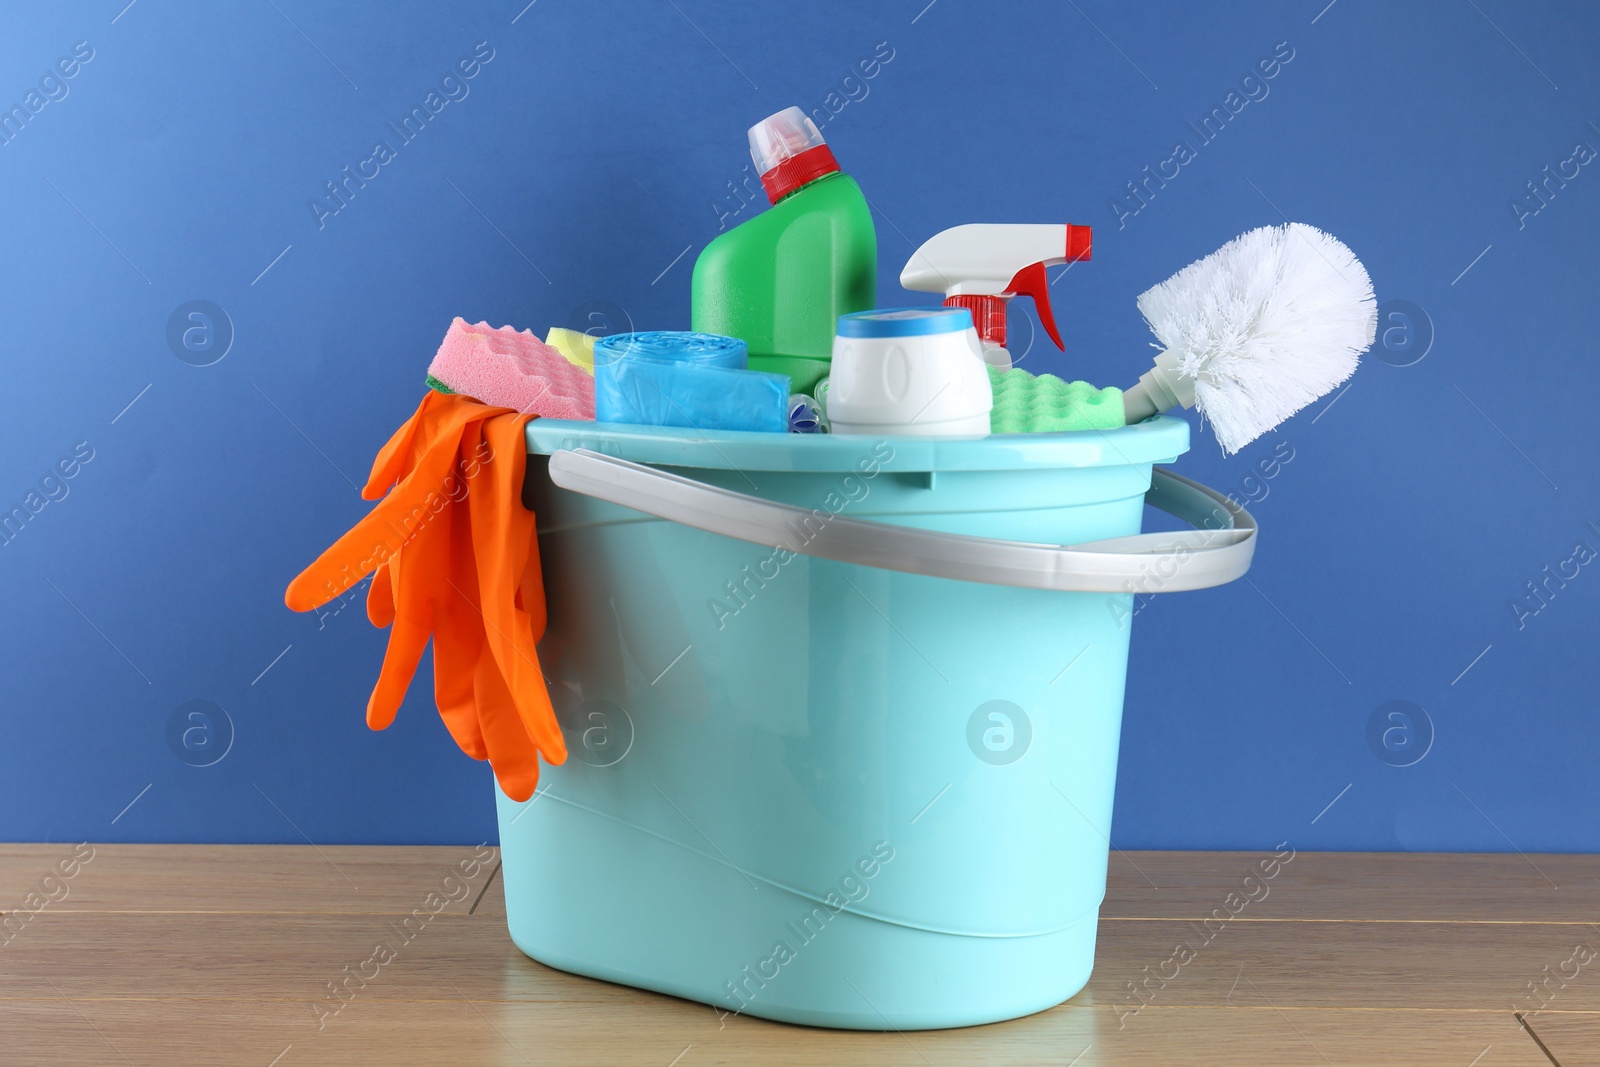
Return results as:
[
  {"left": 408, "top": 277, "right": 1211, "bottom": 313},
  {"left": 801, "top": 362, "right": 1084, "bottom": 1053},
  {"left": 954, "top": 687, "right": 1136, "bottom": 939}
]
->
[{"left": 285, "top": 392, "right": 565, "bottom": 800}]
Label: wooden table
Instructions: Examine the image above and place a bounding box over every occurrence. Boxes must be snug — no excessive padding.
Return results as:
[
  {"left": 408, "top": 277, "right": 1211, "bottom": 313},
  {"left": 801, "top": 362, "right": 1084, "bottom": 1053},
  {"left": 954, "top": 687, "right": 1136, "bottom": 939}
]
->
[{"left": 1, "top": 846, "right": 1595, "bottom": 1065}]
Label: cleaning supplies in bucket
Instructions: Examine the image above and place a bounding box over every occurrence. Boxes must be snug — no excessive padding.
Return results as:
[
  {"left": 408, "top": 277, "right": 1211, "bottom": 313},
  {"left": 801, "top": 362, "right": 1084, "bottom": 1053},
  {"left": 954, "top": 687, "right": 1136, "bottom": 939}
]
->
[
  {"left": 826, "top": 307, "right": 992, "bottom": 436},
  {"left": 593, "top": 331, "right": 789, "bottom": 433},
  {"left": 1121, "top": 222, "right": 1377, "bottom": 453},
  {"left": 900, "top": 223, "right": 1093, "bottom": 370},
  {"left": 514, "top": 415, "right": 1255, "bottom": 1029},
  {"left": 887, "top": 220, "right": 1376, "bottom": 450},
  {"left": 691, "top": 107, "right": 876, "bottom": 395}
]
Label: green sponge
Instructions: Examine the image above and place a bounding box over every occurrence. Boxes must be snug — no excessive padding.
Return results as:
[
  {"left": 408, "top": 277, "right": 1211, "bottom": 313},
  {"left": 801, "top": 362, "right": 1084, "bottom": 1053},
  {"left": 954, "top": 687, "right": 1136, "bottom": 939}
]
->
[
  {"left": 988, "top": 367, "right": 1124, "bottom": 434},
  {"left": 425, "top": 373, "right": 457, "bottom": 395}
]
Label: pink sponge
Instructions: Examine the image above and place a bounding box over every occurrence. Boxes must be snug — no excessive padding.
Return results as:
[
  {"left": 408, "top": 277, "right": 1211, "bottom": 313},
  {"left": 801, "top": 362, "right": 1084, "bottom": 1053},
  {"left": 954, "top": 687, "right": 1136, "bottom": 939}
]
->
[{"left": 427, "top": 318, "right": 595, "bottom": 420}]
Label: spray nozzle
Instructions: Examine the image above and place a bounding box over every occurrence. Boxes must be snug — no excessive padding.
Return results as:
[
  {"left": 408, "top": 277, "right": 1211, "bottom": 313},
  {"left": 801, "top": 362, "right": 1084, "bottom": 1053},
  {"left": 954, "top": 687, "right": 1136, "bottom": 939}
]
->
[{"left": 900, "top": 224, "right": 1092, "bottom": 365}]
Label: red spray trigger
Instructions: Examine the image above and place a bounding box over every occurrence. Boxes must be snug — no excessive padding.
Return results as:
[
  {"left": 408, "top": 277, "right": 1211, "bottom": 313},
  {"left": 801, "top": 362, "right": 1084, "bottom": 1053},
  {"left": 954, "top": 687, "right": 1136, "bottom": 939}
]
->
[
  {"left": 1004, "top": 262, "right": 1062, "bottom": 351},
  {"left": 1004, "top": 224, "right": 1090, "bottom": 353}
]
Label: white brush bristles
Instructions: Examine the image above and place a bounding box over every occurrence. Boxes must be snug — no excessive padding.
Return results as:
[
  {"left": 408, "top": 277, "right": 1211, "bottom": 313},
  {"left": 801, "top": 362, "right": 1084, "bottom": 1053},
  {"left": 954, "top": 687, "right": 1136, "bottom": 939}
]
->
[{"left": 1136, "top": 222, "right": 1377, "bottom": 454}]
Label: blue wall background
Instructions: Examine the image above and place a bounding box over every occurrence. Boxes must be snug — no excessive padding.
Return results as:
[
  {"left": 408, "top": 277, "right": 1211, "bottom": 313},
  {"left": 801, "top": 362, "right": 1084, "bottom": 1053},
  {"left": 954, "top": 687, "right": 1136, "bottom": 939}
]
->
[{"left": 2, "top": 0, "right": 1596, "bottom": 851}]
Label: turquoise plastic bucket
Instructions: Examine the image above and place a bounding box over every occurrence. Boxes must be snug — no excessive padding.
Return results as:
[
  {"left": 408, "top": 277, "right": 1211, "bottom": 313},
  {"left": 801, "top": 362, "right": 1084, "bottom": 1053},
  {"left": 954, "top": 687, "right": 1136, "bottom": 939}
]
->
[{"left": 497, "top": 416, "right": 1253, "bottom": 1030}]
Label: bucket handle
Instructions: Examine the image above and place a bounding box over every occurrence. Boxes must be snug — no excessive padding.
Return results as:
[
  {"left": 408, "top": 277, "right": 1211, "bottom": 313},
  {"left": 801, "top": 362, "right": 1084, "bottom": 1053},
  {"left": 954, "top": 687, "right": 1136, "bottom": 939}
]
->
[{"left": 545, "top": 448, "right": 1255, "bottom": 594}]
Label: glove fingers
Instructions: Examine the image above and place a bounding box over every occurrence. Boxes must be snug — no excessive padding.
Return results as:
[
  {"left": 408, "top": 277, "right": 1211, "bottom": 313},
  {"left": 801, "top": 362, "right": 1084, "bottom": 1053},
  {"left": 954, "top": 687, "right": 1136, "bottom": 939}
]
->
[
  {"left": 290, "top": 396, "right": 558, "bottom": 792},
  {"left": 468, "top": 417, "right": 532, "bottom": 690},
  {"left": 369, "top": 461, "right": 462, "bottom": 729},
  {"left": 517, "top": 516, "right": 548, "bottom": 641},
  {"left": 286, "top": 397, "right": 482, "bottom": 613},
  {"left": 365, "top": 391, "right": 437, "bottom": 500},
  {"left": 434, "top": 497, "right": 487, "bottom": 760},
  {"left": 510, "top": 538, "right": 563, "bottom": 757},
  {"left": 367, "top": 556, "right": 396, "bottom": 627},
  {"left": 512, "top": 602, "right": 565, "bottom": 761},
  {"left": 471, "top": 415, "right": 564, "bottom": 759},
  {"left": 434, "top": 604, "right": 488, "bottom": 759},
  {"left": 473, "top": 638, "right": 542, "bottom": 802},
  {"left": 367, "top": 614, "right": 431, "bottom": 730}
]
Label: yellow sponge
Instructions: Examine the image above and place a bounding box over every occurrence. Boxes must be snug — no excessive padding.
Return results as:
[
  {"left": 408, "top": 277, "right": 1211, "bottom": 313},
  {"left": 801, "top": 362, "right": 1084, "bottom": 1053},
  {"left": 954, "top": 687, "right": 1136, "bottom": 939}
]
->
[{"left": 544, "top": 328, "right": 595, "bottom": 375}]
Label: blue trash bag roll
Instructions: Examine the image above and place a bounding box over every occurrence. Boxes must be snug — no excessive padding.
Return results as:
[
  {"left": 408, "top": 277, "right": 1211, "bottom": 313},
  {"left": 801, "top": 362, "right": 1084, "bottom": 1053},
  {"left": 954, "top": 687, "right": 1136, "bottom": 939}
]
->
[
  {"left": 593, "top": 332, "right": 789, "bottom": 433},
  {"left": 594, "top": 331, "right": 748, "bottom": 371}
]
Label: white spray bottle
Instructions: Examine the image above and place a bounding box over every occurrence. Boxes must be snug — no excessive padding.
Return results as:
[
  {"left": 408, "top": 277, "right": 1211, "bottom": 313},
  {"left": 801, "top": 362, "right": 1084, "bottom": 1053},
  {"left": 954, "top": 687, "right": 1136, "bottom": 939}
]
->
[{"left": 899, "top": 223, "right": 1092, "bottom": 370}]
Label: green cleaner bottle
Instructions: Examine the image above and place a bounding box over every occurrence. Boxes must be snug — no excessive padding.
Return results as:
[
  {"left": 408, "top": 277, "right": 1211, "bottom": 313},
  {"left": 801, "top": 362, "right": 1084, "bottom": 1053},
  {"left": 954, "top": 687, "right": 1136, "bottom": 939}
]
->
[{"left": 691, "top": 107, "right": 876, "bottom": 396}]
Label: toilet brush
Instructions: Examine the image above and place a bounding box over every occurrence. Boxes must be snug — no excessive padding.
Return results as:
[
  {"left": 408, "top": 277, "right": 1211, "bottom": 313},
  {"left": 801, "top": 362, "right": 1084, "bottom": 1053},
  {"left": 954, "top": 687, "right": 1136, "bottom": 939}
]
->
[{"left": 1121, "top": 222, "right": 1377, "bottom": 454}]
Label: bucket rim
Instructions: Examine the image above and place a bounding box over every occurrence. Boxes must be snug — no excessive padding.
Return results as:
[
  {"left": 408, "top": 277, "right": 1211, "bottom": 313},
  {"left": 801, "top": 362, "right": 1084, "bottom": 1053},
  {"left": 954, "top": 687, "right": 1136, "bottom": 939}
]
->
[{"left": 526, "top": 415, "right": 1189, "bottom": 473}]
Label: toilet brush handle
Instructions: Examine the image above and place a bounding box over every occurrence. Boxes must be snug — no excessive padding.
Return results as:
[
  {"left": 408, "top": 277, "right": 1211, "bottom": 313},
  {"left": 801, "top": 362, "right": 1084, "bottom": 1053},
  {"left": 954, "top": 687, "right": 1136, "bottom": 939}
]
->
[
  {"left": 546, "top": 448, "right": 1255, "bottom": 594},
  {"left": 1122, "top": 352, "right": 1194, "bottom": 424}
]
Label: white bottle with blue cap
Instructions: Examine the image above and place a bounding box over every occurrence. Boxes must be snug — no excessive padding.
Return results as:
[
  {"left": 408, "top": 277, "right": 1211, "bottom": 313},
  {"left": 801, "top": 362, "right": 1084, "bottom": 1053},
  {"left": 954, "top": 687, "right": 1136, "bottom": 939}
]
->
[{"left": 826, "top": 307, "right": 992, "bottom": 436}]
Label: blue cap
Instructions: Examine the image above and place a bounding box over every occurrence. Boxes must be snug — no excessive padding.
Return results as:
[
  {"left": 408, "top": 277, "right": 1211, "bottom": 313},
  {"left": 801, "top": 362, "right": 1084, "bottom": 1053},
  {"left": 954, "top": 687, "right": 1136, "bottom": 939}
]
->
[{"left": 836, "top": 307, "right": 974, "bottom": 339}]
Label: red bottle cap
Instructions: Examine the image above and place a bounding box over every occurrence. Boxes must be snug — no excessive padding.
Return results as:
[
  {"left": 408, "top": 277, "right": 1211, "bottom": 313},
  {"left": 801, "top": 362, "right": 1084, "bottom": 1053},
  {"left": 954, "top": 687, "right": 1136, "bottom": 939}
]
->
[
  {"left": 759, "top": 144, "right": 841, "bottom": 203},
  {"left": 749, "top": 107, "right": 841, "bottom": 203}
]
